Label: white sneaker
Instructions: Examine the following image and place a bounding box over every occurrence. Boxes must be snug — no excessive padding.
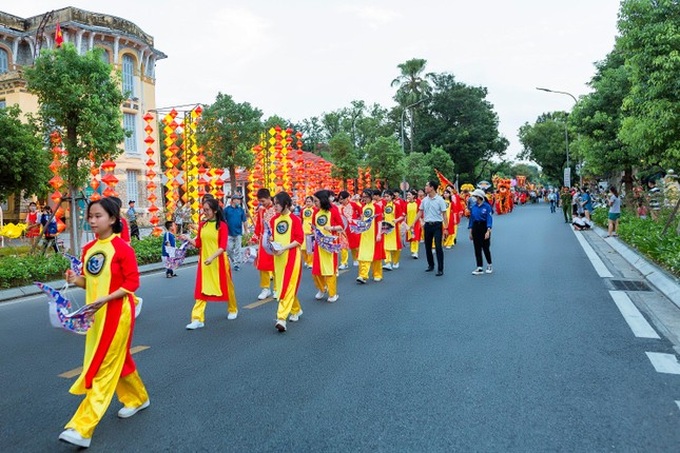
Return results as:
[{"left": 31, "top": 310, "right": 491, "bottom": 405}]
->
[
  {"left": 227, "top": 311, "right": 238, "bottom": 320},
  {"left": 382, "top": 263, "right": 393, "bottom": 271},
  {"left": 356, "top": 276, "right": 366, "bottom": 284},
  {"left": 392, "top": 263, "right": 400, "bottom": 269},
  {"left": 185, "top": 320, "right": 204, "bottom": 330},
  {"left": 338, "top": 264, "right": 348, "bottom": 270},
  {"left": 352, "top": 261, "right": 359, "bottom": 267},
  {"left": 272, "top": 291, "right": 278, "bottom": 299},
  {"left": 485, "top": 265, "right": 493, "bottom": 274},
  {"left": 275, "top": 319, "right": 287, "bottom": 332},
  {"left": 134, "top": 296, "right": 143, "bottom": 319},
  {"left": 258, "top": 288, "right": 272, "bottom": 300},
  {"left": 327, "top": 294, "right": 339, "bottom": 303},
  {"left": 59, "top": 429, "right": 91, "bottom": 448},
  {"left": 374, "top": 277, "right": 382, "bottom": 282},
  {"left": 315, "top": 290, "right": 326, "bottom": 300},
  {"left": 472, "top": 267, "right": 484, "bottom": 275},
  {"left": 411, "top": 253, "right": 418, "bottom": 259},
  {"left": 289, "top": 310, "right": 303, "bottom": 322},
  {"left": 117, "top": 399, "right": 150, "bottom": 418}
]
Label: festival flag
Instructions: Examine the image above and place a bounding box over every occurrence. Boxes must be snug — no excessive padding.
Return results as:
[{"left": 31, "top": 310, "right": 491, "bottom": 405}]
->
[
  {"left": 434, "top": 168, "right": 455, "bottom": 192},
  {"left": 55, "top": 22, "right": 64, "bottom": 48}
]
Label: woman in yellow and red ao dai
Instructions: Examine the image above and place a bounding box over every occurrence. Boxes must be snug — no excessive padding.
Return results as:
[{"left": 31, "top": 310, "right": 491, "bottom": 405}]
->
[
  {"left": 356, "top": 189, "right": 385, "bottom": 283},
  {"left": 381, "top": 190, "right": 404, "bottom": 268},
  {"left": 405, "top": 190, "right": 422, "bottom": 257},
  {"left": 311, "top": 190, "right": 344, "bottom": 301}
]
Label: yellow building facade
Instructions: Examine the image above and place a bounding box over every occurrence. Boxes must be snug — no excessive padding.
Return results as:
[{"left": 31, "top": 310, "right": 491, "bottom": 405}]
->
[{"left": 0, "top": 7, "right": 165, "bottom": 223}]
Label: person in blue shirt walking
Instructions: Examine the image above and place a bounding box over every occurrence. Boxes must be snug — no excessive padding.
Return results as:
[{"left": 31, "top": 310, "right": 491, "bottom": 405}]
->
[
  {"left": 224, "top": 193, "right": 249, "bottom": 271},
  {"left": 162, "top": 220, "right": 178, "bottom": 278},
  {"left": 580, "top": 187, "right": 594, "bottom": 222},
  {"left": 468, "top": 189, "right": 493, "bottom": 275}
]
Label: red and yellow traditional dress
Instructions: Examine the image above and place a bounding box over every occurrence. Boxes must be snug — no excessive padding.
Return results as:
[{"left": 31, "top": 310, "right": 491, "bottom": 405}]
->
[
  {"left": 270, "top": 212, "right": 303, "bottom": 321},
  {"left": 65, "top": 235, "right": 148, "bottom": 439},
  {"left": 382, "top": 200, "right": 404, "bottom": 266},
  {"left": 339, "top": 200, "right": 362, "bottom": 267},
  {"left": 254, "top": 204, "right": 276, "bottom": 290},
  {"left": 189, "top": 219, "right": 237, "bottom": 322},
  {"left": 405, "top": 199, "right": 421, "bottom": 255},
  {"left": 25, "top": 210, "right": 40, "bottom": 238},
  {"left": 357, "top": 201, "right": 385, "bottom": 281},
  {"left": 300, "top": 205, "right": 315, "bottom": 268},
  {"left": 311, "top": 206, "right": 343, "bottom": 298}
]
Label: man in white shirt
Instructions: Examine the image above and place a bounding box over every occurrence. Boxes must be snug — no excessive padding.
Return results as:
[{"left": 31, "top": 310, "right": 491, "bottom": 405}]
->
[{"left": 409, "top": 180, "right": 448, "bottom": 276}]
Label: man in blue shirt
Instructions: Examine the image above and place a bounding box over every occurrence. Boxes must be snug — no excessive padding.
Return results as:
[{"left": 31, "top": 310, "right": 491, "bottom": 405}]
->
[{"left": 224, "top": 193, "right": 248, "bottom": 271}]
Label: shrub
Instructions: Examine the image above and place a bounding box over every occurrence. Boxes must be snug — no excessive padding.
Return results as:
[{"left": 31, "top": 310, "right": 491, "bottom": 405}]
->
[{"left": 0, "top": 253, "right": 69, "bottom": 289}]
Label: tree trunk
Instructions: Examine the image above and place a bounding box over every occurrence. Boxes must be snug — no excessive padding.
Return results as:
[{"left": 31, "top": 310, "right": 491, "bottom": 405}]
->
[
  {"left": 622, "top": 166, "right": 634, "bottom": 195},
  {"left": 68, "top": 186, "right": 80, "bottom": 254},
  {"left": 230, "top": 165, "right": 237, "bottom": 197}
]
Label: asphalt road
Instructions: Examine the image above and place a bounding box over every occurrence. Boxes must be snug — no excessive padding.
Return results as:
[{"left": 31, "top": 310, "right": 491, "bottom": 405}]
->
[{"left": 2, "top": 203, "right": 679, "bottom": 452}]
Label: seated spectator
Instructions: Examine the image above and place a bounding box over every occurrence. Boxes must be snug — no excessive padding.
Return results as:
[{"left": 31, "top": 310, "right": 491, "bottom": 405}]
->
[{"left": 572, "top": 213, "right": 591, "bottom": 231}]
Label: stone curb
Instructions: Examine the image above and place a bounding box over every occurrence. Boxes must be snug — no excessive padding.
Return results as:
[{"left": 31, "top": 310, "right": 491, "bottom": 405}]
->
[{"left": 0, "top": 256, "right": 199, "bottom": 303}]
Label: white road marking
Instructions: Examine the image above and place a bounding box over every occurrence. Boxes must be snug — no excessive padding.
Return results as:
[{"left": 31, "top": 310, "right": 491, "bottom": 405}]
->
[
  {"left": 609, "top": 291, "right": 660, "bottom": 339},
  {"left": 645, "top": 352, "right": 680, "bottom": 375},
  {"left": 572, "top": 229, "right": 613, "bottom": 278}
]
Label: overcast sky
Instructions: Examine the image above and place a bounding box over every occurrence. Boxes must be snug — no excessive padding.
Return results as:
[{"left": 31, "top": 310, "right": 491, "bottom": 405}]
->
[{"left": 12, "top": 1, "right": 621, "bottom": 161}]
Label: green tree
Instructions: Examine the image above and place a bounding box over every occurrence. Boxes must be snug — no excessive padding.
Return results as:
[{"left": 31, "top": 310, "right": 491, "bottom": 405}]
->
[
  {"left": 402, "top": 151, "right": 430, "bottom": 190},
  {"left": 425, "top": 145, "right": 455, "bottom": 183},
  {"left": 570, "top": 46, "right": 635, "bottom": 189},
  {"left": 24, "top": 43, "right": 126, "bottom": 252},
  {"left": 518, "top": 112, "right": 570, "bottom": 185},
  {"left": 391, "top": 58, "right": 433, "bottom": 153},
  {"left": 417, "top": 73, "right": 508, "bottom": 183},
  {"left": 618, "top": 0, "right": 680, "bottom": 168},
  {"left": 197, "top": 93, "right": 263, "bottom": 195},
  {"left": 328, "top": 132, "right": 358, "bottom": 189},
  {"left": 0, "top": 106, "right": 51, "bottom": 203},
  {"left": 365, "top": 136, "right": 405, "bottom": 189}
]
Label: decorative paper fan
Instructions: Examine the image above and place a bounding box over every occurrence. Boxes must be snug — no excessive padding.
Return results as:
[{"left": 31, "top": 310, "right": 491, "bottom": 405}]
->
[
  {"left": 34, "top": 282, "right": 97, "bottom": 335},
  {"left": 381, "top": 221, "right": 395, "bottom": 235},
  {"left": 165, "top": 241, "right": 190, "bottom": 270},
  {"left": 62, "top": 253, "right": 83, "bottom": 275},
  {"left": 349, "top": 216, "right": 373, "bottom": 234},
  {"left": 314, "top": 227, "right": 342, "bottom": 254}
]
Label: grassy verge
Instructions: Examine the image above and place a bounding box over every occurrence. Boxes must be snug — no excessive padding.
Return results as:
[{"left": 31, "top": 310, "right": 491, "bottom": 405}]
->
[{"left": 591, "top": 207, "right": 680, "bottom": 277}]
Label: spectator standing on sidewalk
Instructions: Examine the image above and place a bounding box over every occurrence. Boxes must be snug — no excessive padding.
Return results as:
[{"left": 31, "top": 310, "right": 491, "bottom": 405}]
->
[
  {"left": 606, "top": 186, "right": 621, "bottom": 237},
  {"left": 127, "top": 200, "right": 140, "bottom": 240},
  {"left": 548, "top": 189, "right": 557, "bottom": 214},
  {"left": 468, "top": 189, "right": 493, "bottom": 275},
  {"left": 224, "top": 194, "right": 248, "bottom": 271},
  {"left": 581, "top": 187, "right": 594, "bottom": 222}
]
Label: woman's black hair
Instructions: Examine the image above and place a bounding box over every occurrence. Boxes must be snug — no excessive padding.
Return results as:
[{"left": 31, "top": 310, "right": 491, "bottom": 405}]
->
[
  {"left": 338, "top": 190, "right": 350, "bottom": 201},
  {"left": 273, "top": 191, "right": 293, "bottom": 210},
  {"left": 382, "top": 189, "right": 394, "bottom": 197},
  {"left": 203, "top": 197, "right": 223, "bottom": 230},
  {"left": 362, "top": 189, "right": 373, "bottom": 199},
  {"left": 314, "top": 190, "right": 332, "bottom": 211},
  {"left": 88, "top": 197, "right": 123, "bottom": 234},
  {"left": 610, "top": 186, "right": 619, "bottom": 197},
  {"left": 305, "top": 195, "right": 314, "bottom": 203},
  {"left": 257, "top": 188, "right": 271, "bottom": 200},
  {"left": 109, "top": 196, "right": 123, "bottom": 209}
]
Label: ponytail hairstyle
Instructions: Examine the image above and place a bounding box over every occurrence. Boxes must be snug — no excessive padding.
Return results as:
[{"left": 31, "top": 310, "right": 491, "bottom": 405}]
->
[
  {"left": 314, "top": 190, "right": 332, "bottom": 211},
  {"left": 203, "top": 197, "right": 223, "bottom": 230},
  {"left": 89, "top": 197, "right": 123, "bottom": 234},
  {"left": 273, "top": 191, "right": 293, "bottom": 210}
]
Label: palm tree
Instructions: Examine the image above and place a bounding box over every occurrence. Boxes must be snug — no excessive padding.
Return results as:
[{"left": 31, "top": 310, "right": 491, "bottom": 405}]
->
[{"left": 391, "top": 58, "right": 432, "bottom": 153}]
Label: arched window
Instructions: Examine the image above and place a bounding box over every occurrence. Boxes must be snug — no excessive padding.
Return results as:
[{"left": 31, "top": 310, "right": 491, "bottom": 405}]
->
[
  {"left": 122, "top": 54, "right": 135, "bottom": 98},
  {"left": 0, "top": 48, "right": 9, "bottom": 73}
]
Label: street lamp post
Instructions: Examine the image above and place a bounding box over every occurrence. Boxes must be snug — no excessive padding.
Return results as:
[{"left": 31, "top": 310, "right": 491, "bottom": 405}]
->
[
  {"left": 400, "top": 98, "right": 429, "bottom": 196},
  {"left": 536, "top": 87, "right": 578, "bottom": 187}
]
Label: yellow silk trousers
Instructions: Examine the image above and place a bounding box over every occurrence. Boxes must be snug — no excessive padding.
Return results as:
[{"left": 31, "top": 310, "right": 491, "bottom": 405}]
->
[
  {"left": 358, "top": 260, "right": 383, "bottom": 280},
  {"left": 384, "top": 250, "right": 401, "bottom": 265},
  {"left": 312, "top": 274, "right": 337, "bottom": 297}
]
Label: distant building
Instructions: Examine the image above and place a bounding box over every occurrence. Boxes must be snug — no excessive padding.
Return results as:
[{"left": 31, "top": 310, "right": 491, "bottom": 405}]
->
[{"left": 0, "top": 6, "right": 166, "bottom": 222}]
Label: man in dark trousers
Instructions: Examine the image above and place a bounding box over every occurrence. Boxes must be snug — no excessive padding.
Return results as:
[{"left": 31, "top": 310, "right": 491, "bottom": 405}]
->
[
  {"left": 127, "top": 200, "right": 140, "bottom": 240},
  {"left": 408, "top": 180, "right": 448, "bottom": 276}
]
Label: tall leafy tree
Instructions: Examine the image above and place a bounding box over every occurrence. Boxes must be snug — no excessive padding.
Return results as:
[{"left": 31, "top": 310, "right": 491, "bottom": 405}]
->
[
  {"left": 24, "top": 43, "right": 126, "bottom": 252},
  {"left": 365, "top": 136, "right": 405, "bottom": 189},
  {"left": 0, "top": 106, "right": 51, "bottom": 202},
  {"left": 328, "top": 132, "right": 358, "bottom": 189},
  {"left": 417, "top": 73, "right": 507, "bottom": 183},
  {"left": 402, "top": 151, "right": 431, "bottom": 190},
  {"left": 618, "top": 0, "right": 680, "bottom": 168},
  {"left": 425, "top": 145, "right": 455, "bottom": 183},
  {"left": 391, "top": 58, "right": 433, "bottom": 153},
  {"left": 197, "top": 92, "right": 263, "bottom": 195},
  {"left": 518, "top": 112, "right": 570, "bottom": 185}
]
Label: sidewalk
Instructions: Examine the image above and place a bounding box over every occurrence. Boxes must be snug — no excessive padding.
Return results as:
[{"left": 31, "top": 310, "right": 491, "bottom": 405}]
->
[{"left": 0, "top": 256, "right": 198, "bottom": 303}]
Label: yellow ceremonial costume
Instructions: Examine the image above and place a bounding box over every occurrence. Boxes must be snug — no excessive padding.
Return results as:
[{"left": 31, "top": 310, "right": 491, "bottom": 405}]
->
[
  {"left": 272, "top": 213, "right": 304, "bottom": 321},
  {"left": 65, "top": 236, "right": 148, "bottom": 439},
  {"left": 357, "top": 202, "right": 385, "bottom": 281},
  {"left": 406, "top": 200, "right": 421, "bottom": 255},
  {"left": 382, "top": 201, "right": 403, "bottom": 266},
  {"left": 301, "top": 206, "right": 315, "bottom": 267},
  {"left": 311, "top": 208, "right": 343, "bottom": 298},
  {"left": 190, "top": 220, "right": 237, "bottom": 323},
  {"left": 443, "top": 199, "right": 455, "bottom": 248}
]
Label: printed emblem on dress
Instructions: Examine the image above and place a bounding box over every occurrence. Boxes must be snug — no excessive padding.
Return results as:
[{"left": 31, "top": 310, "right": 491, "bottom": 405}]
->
[
  {"left": 363, "top": 208, "right": 373, "bottom": 218},
  {"left": 276, "top": 220, "right": 289, "bottom": 234},
  {"left": 86, "top": 252, "right": 106, "bottom": 276},
  {"left": 317, "top": 215, "right": 328, "bottom": 226}
]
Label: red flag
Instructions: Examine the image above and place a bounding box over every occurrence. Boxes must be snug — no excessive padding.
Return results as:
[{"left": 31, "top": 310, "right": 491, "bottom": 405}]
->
[
  {"left": 434, "top": 169, "right": 455, "bottom": 192},
  {"left": 55, "top": 23, "right": 64, "bottom": 48}
]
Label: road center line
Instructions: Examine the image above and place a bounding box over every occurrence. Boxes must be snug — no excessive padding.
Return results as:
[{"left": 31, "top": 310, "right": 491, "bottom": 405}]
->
[
  {"left": 244, "top": 298, "right": 275, "bottom": 309},
  {"left": 609, "top": 291, "right": 660, "bottom": 339},
  {"left": 58, "top": 345, "right": 150, "bottom": 378},
  {"left": 572, "top": 229, "right": 613, "bottom": 278}
]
